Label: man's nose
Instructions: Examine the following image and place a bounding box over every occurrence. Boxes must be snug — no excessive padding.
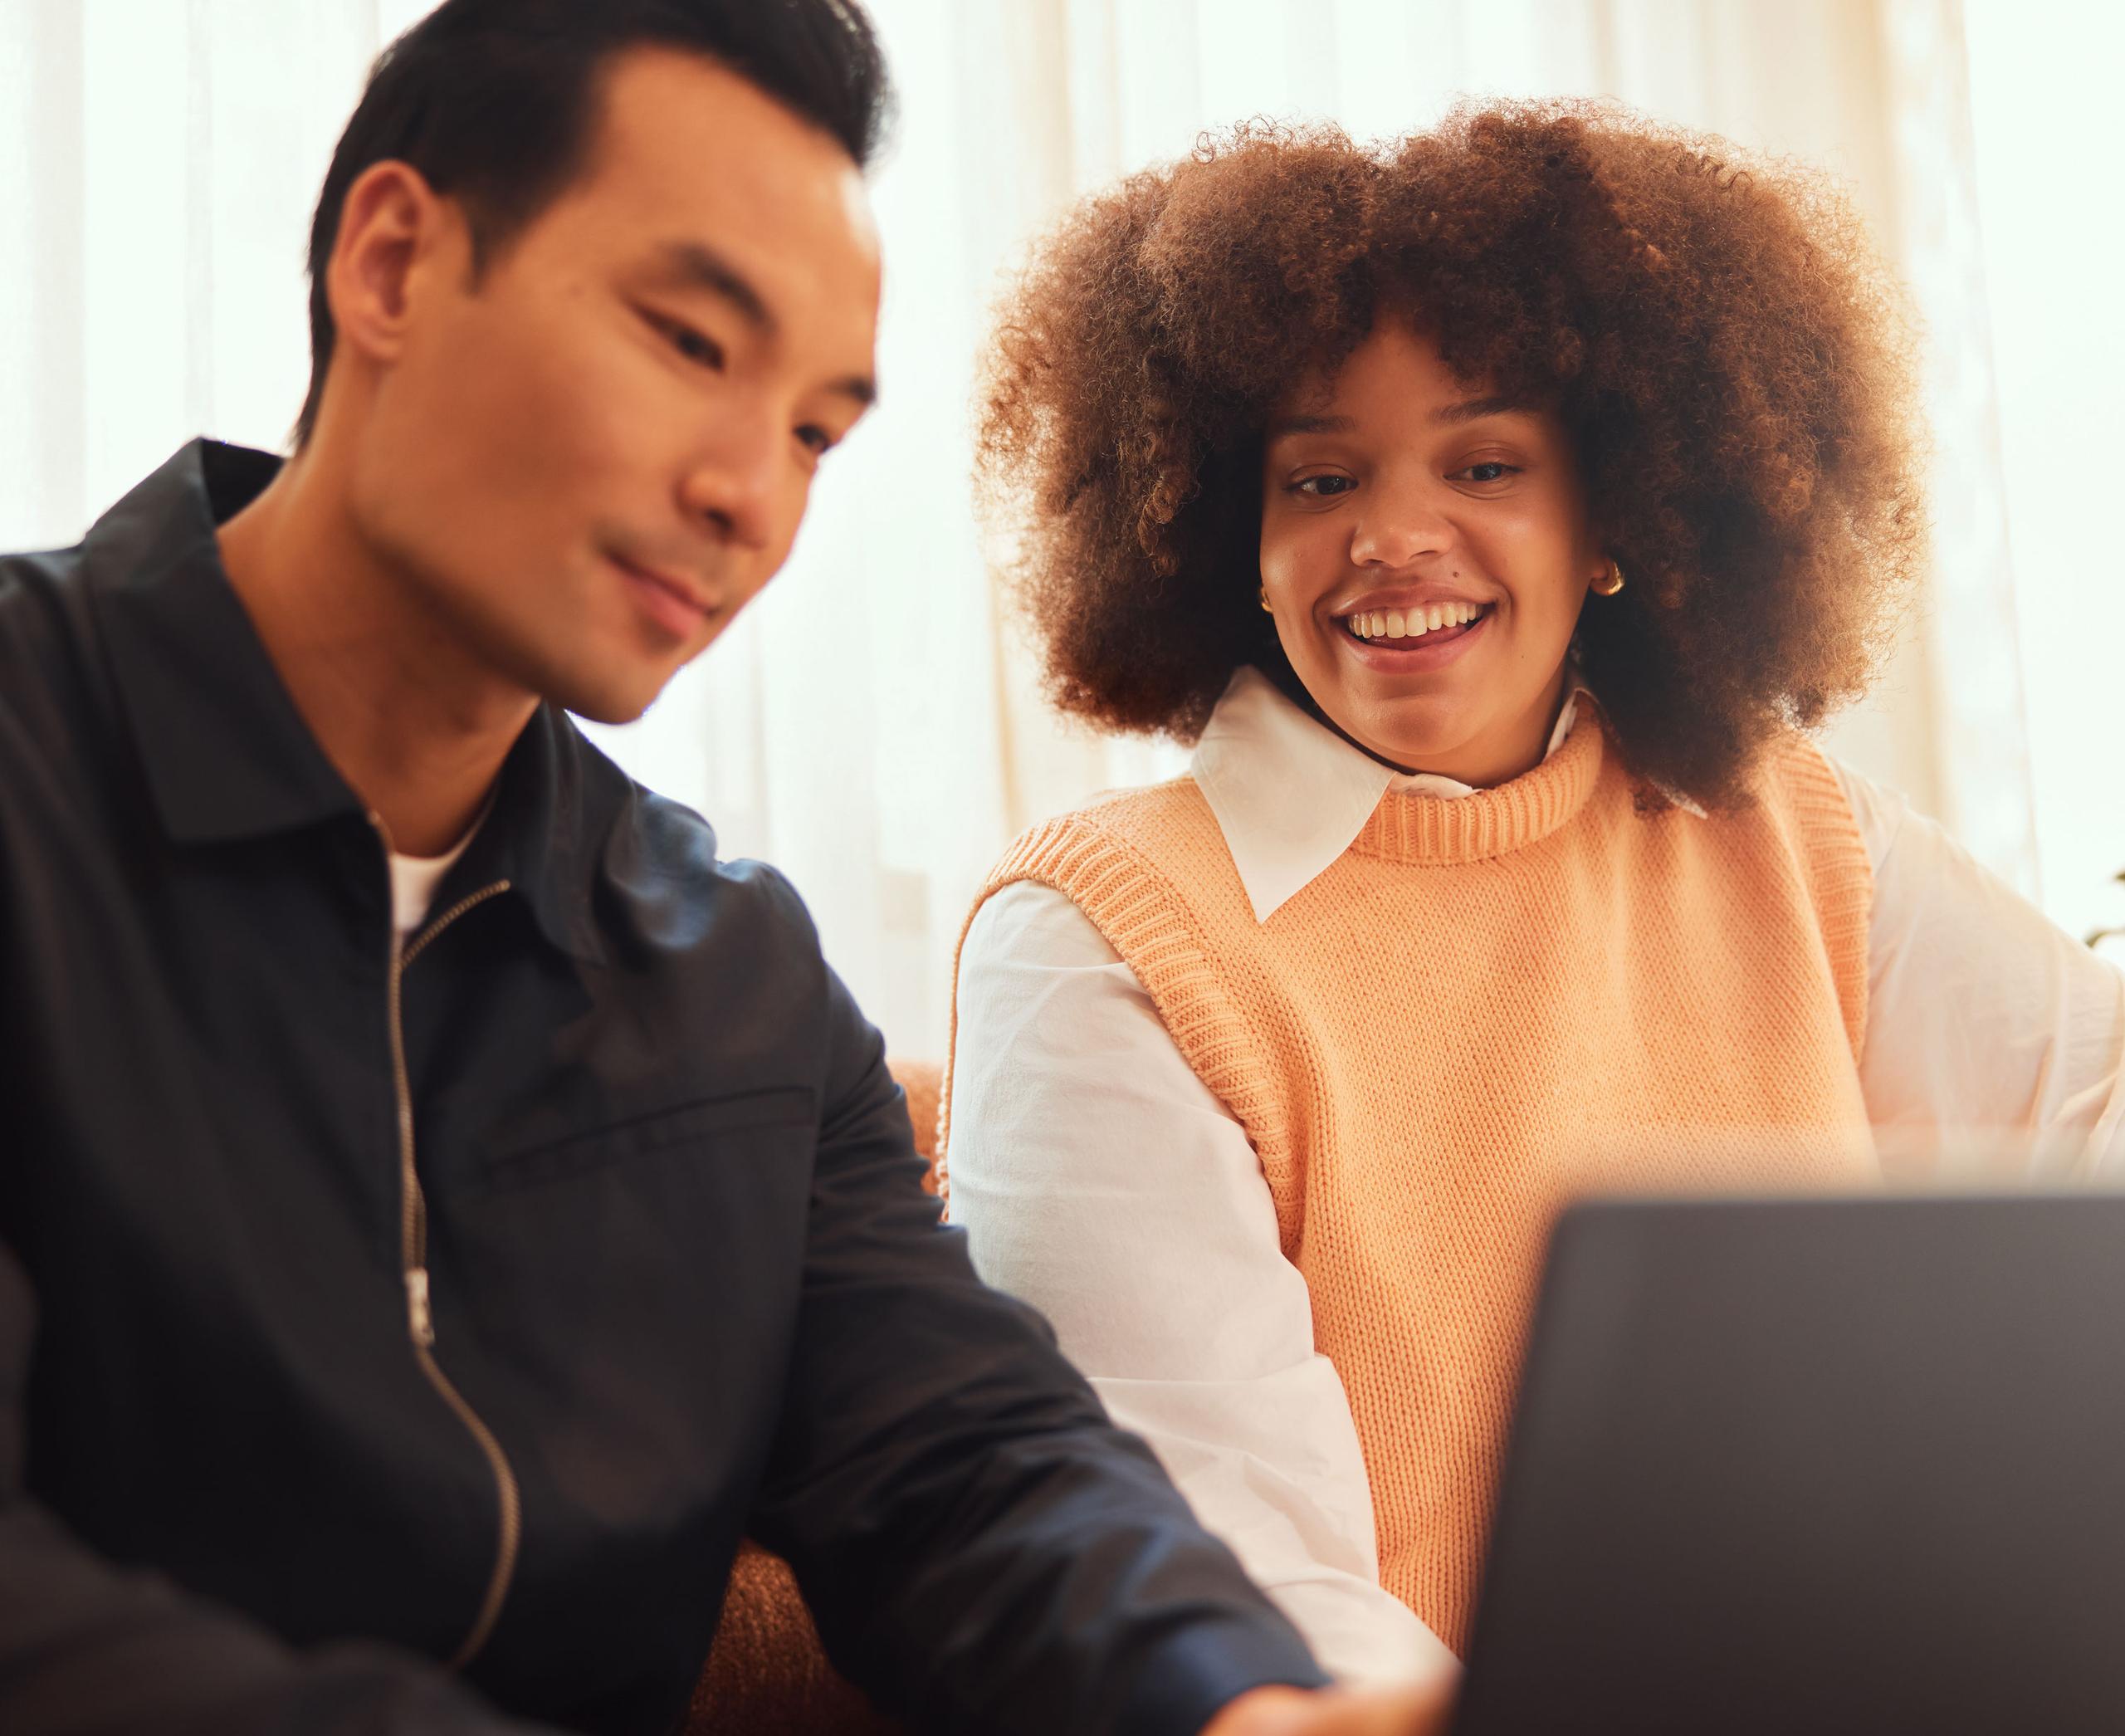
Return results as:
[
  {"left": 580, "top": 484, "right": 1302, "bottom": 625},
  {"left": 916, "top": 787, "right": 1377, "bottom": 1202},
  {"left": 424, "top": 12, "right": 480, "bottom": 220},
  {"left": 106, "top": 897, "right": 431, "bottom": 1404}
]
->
[{"left": 678, "top": 407, "right": 786, "bottom": 553}]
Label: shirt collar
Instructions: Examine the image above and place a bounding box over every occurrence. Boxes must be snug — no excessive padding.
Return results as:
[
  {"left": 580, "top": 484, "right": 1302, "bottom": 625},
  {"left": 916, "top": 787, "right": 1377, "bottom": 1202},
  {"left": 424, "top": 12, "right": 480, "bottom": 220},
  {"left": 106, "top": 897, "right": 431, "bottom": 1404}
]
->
[
  {"left": 1189, "top": 664, "right": 1590, "bottom": 923},
  {"left": 85, "top": 439, "right": 610, "bottom": 964}
]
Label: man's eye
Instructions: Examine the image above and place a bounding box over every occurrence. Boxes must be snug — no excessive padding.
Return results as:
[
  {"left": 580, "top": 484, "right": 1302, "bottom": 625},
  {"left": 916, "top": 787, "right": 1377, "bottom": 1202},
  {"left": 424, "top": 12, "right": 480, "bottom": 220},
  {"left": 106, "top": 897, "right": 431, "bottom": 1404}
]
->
[
  {"left": 796, "top": 425, "right": 836, "bottom": 457},
  {"left": 657, "top": 316, "right": 725, "bottom": 371},
  {"left": 1452, "top": 461, "right": 1518, "bottom": 484},
  {"left": 1292, "top": 474, "right": 1354, "bottom": 498}
]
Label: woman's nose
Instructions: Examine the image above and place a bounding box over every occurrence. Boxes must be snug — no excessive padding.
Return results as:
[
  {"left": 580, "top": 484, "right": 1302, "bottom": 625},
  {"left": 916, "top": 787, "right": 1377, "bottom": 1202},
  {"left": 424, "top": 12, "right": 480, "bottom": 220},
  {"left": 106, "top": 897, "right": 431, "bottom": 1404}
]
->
[{"left": 1349, "top": 478, "right": 1451, "bottom": 570}]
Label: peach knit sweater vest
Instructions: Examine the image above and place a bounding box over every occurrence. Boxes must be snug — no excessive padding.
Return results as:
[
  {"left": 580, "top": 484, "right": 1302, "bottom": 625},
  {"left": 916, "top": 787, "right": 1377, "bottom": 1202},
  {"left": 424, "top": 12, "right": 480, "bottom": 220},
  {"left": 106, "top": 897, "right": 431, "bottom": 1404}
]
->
[{"left": 942, "top": 708, "right": 1878, "bottom": 1655}]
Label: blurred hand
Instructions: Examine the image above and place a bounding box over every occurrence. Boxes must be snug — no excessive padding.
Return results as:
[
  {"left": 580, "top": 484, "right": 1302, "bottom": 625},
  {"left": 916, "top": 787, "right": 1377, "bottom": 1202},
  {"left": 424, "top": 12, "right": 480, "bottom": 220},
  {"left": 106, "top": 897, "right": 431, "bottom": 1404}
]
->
[{"left": 1200, "top": 1675, "right": 1458, "bottom": 1736}]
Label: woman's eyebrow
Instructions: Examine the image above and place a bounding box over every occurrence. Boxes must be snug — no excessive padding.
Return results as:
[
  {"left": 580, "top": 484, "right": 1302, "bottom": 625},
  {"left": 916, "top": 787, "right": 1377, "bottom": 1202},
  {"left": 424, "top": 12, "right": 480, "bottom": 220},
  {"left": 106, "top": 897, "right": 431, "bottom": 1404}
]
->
[
  {"left": 1265, "top": 412, "right": 1356, "bottom": 441},
  {"left": 1268, "top": 397, "right": 1535, "bottom": 442},
  {"left": 1433, "top": 394, "right": 1534, "bottom": 425}
]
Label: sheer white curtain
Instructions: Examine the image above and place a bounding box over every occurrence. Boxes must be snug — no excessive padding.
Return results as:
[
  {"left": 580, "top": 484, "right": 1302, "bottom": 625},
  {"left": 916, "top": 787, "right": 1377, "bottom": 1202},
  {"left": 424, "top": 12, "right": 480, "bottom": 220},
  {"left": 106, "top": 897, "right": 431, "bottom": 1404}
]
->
[
  {"left": 1960, "top": 0, "right": 2125, "bottom": 956},
  {"left": 0, "top": 0, "right": 2049, "bottom": 1054},
  {"left": 0, "top": 1, "right": 379, "bottom": 539},
  {"left": 696, "top": 0, "right": 2038, "bottom": 1050}
]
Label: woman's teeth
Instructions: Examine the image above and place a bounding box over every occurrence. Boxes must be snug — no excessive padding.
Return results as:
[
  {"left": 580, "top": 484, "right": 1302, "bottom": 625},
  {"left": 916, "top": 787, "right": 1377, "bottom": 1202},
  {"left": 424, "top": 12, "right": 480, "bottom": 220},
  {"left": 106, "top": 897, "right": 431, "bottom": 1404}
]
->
[{"left": 1344, "top": 601, "right": 1485, "bottom": 641}]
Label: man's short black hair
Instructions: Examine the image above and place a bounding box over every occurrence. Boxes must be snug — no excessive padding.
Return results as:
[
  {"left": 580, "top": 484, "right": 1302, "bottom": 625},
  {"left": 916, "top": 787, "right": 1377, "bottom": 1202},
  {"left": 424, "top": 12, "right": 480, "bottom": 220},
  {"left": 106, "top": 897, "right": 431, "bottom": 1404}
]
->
[{"left": 296, "top": 0, "right": 892, "bottom": 447}]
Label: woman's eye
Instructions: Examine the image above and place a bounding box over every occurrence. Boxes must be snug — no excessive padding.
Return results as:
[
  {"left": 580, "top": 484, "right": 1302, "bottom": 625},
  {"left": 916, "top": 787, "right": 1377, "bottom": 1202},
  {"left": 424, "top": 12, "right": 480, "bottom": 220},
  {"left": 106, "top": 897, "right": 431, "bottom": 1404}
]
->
[
  {"left": 1292, "top": 474, "right": 1355, "bottom": 498},
  {"left": 796, "top": 424, "right": 835, "bottom": 457},
  {"left": 1453, "top": 461, "right": 1519, "bottom": 484}
]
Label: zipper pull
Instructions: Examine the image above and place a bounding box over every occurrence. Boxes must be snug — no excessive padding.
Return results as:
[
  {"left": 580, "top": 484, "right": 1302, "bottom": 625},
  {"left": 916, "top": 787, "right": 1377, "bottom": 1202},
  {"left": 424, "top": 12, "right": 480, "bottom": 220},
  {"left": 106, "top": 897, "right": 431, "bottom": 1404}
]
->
[{"left": 406, "top": 1266, "right": 436, "bottom": 1347}]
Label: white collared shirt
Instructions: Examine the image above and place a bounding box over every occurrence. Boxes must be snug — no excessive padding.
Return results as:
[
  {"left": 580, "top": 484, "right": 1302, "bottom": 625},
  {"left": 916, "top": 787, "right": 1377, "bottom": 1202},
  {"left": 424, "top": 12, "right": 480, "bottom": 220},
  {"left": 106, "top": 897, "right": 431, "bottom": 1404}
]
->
[
  {"left": 945, "top": 667, "right": 2125, "bottom": 1687},
  {"left": 1194, "top": 669, "right": 1589, "bottom": 922}
]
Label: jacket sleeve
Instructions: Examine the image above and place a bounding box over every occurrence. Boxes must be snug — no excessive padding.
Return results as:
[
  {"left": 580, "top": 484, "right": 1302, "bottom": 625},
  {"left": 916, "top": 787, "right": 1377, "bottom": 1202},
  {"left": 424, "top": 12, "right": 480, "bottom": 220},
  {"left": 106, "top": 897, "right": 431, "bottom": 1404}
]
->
[
  {"left": 746, "top": 957, "right": 1329, "bottom": 1736},
  {"left": 0, "top": 1241, "right": 556, "bottom": 1736}
]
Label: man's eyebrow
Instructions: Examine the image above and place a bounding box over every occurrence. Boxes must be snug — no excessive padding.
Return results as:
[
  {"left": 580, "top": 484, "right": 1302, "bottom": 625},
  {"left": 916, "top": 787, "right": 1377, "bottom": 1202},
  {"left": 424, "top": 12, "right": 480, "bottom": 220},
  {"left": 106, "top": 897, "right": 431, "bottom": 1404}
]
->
[
  {"left": 1433, "top": 394, "right": 1536, "bottom": 426},
  {"left": 1265, "top": 412, "right": 1356, "bottom": 442},
  {"left": 651, "top": 241, "right": 877, "bottom": 409},
  {"left": 652, "top": 240, "right": 775, "bottom": 335},
  {"left": 828, "top": 374, "right": 877, "bottom": 411}
]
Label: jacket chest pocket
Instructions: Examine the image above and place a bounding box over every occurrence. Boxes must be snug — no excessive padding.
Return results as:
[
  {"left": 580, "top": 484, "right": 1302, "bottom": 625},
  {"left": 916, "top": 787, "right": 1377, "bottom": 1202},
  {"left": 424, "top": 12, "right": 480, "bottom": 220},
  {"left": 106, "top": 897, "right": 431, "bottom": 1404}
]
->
[{"left": 474, "top": 1085, "right": 816, "bottom": 1194}]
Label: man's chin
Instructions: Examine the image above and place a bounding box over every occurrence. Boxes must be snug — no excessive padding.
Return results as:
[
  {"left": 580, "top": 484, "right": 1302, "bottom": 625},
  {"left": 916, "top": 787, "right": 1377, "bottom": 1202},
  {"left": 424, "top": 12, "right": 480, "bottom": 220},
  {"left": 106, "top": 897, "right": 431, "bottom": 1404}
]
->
[
  {"left": 558, "top": 687, "right": 661, "bottom": 727},
  {"left": 539, "top": 661, "right": 672, "bottom": 728}
]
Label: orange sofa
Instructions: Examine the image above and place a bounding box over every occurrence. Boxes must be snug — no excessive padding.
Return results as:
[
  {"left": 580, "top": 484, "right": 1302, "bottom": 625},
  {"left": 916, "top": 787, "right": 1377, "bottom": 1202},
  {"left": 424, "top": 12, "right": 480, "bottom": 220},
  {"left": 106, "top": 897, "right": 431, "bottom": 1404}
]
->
[{"left": 681, "top": 1059, "right": 941, "bottom": 1735}]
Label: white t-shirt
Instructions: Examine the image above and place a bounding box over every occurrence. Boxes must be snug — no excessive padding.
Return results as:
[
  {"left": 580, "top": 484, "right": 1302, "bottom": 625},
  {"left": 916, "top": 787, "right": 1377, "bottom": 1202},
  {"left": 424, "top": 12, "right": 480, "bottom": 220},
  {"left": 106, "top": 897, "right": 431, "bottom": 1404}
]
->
[{"left": 388, "top": 824, "right": 481, "bottom": 942}]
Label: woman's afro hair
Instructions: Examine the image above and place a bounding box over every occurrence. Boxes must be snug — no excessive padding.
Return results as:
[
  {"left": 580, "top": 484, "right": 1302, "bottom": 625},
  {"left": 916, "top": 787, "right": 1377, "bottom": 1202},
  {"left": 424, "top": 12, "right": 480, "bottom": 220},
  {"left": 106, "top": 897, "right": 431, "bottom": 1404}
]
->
[{"left": 976, "top": 100, "right": 1926, "bottom": 807}]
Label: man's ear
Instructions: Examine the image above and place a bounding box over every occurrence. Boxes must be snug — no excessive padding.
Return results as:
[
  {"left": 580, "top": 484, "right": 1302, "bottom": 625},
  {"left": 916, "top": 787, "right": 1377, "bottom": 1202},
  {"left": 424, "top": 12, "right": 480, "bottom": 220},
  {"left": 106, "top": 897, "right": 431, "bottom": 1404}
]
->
[{"left": 325, "top": 160, "right": 459, "bottom": 372}]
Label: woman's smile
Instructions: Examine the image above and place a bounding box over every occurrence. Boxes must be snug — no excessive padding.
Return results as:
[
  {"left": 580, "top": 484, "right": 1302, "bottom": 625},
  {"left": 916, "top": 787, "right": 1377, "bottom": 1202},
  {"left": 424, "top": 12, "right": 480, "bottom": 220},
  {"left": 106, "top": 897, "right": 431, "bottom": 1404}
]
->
[{"left": 1334, "top": 599, "right": 1494, "bottom": 671}]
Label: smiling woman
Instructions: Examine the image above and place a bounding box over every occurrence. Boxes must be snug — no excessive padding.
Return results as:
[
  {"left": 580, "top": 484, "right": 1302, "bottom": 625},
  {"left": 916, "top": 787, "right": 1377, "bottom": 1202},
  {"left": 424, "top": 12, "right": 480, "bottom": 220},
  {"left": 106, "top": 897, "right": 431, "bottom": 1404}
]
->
[
  {"left": 942, "top": 100, "right": 2125, "bottom": 1691},
  {"left": 975, "top": 105, "right": 1922, "bottom": 809}
]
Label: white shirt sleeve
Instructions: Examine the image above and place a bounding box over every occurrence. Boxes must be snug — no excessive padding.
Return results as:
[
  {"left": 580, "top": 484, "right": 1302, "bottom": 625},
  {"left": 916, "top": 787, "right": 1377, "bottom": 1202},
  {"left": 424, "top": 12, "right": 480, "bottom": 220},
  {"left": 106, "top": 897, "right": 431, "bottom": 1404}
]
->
[
  {"left": 1831, "top": 760, "right": 2125, "bottom": 1179},
  {"left": 945, "top": 879, "right": 1456, "bottom": 1687}
]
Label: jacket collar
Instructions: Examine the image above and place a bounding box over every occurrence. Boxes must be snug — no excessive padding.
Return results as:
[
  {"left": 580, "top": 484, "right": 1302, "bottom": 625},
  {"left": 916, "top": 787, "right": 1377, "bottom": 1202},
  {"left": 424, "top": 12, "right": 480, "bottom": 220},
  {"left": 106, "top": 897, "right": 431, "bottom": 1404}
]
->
[
  {"left": 452, "top": 705, "right": 617, "bottom": 966},
  {"left": 85, "top": 440, "right": 611, "bottom": 964},
  {"left": 87, "top": 440, "right": 359, "bottom": 844}
]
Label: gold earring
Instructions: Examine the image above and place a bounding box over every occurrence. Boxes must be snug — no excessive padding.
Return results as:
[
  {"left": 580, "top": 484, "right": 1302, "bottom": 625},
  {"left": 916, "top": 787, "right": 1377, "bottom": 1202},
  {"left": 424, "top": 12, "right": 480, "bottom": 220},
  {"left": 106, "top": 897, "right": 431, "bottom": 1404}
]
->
[
  {"left": 1259, "top": 586, "right": 1274, "bottom": 613},
  {"left": 1591, "top": 557, "right": 1625, "bottom": 597}
]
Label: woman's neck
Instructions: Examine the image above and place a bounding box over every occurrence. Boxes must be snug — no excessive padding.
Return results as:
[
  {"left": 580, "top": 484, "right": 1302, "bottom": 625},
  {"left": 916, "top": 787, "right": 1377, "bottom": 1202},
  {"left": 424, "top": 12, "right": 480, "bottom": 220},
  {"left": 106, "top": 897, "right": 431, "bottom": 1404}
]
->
[{"left": 1262, "top": 658, "right": 1572, "bottom": 786}]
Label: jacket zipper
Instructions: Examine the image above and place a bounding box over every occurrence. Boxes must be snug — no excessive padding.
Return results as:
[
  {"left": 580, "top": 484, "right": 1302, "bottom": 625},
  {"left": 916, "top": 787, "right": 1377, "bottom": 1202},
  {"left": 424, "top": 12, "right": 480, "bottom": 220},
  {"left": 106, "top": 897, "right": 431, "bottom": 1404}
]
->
[{"left": 381, "top": 848, "right": 520, "bottom": 1672}]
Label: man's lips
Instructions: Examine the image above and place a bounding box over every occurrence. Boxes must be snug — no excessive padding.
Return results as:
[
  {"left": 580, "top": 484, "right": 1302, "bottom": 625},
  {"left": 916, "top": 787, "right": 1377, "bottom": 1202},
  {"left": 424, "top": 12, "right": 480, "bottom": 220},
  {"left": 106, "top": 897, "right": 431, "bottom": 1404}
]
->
[{"left": 610, "top": 552, "right": 713, "bottom": 639}]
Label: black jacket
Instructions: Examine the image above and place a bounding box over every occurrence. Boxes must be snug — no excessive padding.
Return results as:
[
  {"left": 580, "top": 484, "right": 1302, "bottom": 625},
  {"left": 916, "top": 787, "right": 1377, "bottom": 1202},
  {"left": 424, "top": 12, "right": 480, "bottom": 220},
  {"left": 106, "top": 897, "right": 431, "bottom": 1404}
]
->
[{"left": 0, "top": 443, "right": 1325, "bottom": 1736}]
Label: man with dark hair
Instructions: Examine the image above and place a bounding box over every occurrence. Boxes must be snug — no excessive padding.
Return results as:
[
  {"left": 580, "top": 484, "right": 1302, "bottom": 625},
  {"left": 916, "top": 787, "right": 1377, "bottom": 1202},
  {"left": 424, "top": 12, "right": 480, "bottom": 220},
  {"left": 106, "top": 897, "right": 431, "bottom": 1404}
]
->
[{"left": 0, "top": 3, "right": 1448, "bottom": 1734}]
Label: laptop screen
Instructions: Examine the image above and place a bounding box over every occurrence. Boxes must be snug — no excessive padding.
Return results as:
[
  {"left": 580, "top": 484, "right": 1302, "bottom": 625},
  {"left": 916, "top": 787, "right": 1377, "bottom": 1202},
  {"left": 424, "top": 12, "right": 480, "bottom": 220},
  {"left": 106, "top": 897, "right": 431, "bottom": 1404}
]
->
[{"left": 1455, "top": 1193, "right": 2125, "bottom": 1736}]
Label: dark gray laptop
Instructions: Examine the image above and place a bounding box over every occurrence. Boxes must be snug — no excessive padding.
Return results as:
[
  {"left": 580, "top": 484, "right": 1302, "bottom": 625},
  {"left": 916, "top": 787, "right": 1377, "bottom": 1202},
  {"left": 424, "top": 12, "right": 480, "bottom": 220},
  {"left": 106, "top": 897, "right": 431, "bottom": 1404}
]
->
[{"left": 1453, "top": 1193, "right": 2125, "bottom": 1735}]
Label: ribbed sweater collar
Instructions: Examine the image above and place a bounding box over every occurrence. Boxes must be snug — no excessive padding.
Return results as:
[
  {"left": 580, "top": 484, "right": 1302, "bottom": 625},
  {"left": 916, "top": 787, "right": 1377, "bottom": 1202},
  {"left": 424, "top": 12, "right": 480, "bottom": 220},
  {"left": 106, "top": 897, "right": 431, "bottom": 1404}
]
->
[
  {"left": 1351, "top": 704, "right": 1605, "bottom": 865},
  {"left": 1189, "top": 667, "right": 1604, "bottom": 911}
]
